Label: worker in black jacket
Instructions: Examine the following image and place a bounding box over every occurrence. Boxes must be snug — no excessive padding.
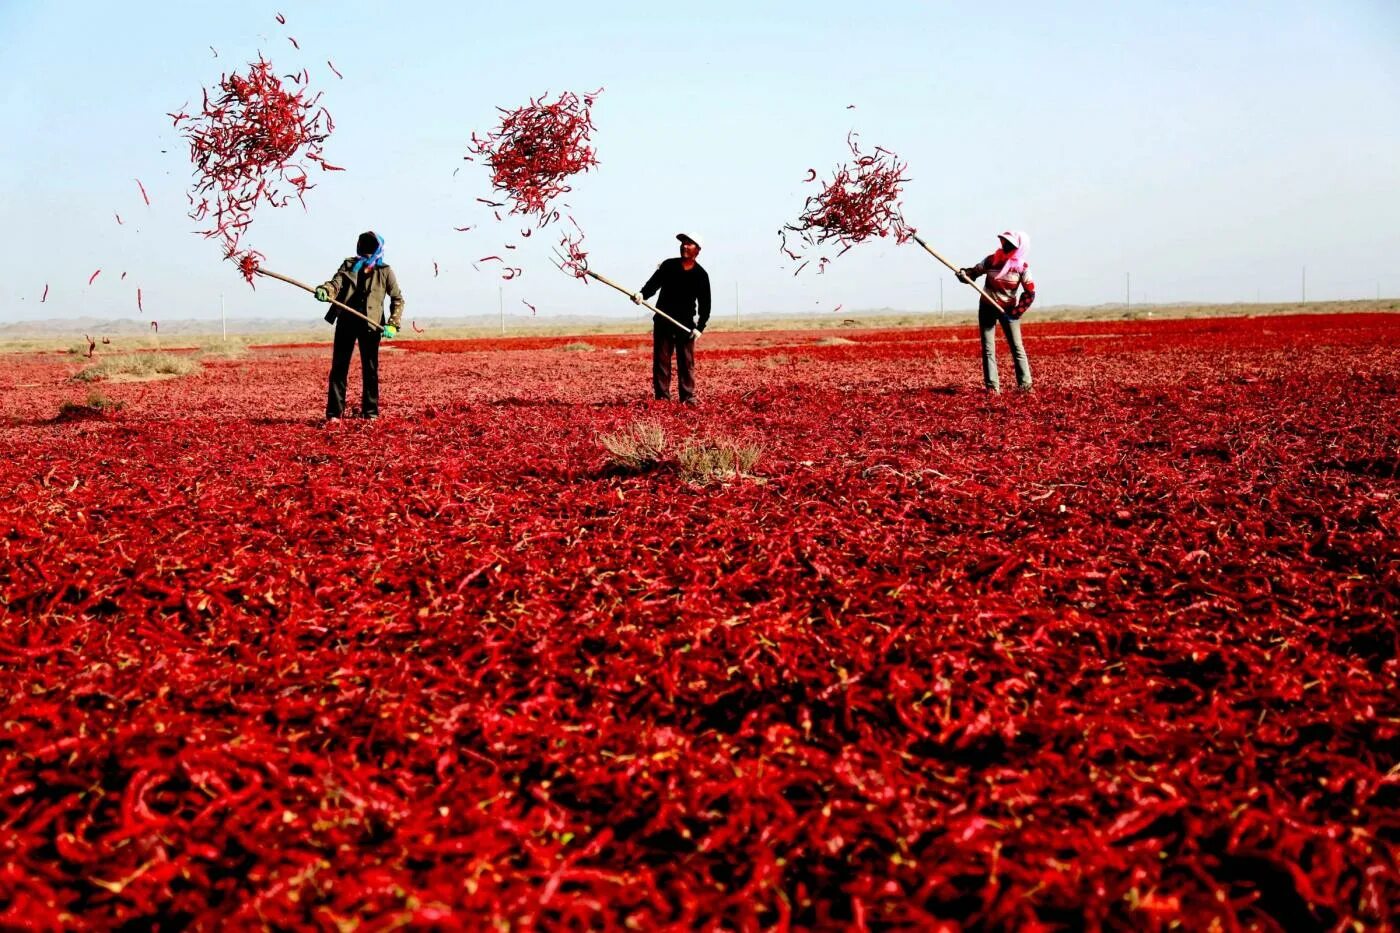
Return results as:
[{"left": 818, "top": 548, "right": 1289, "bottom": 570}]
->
[{"left": 633, "top": 233, "right": 711, "bottom": 403}]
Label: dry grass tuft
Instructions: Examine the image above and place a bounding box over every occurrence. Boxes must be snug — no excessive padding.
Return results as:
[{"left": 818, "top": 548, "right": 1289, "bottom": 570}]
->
[
  {"left": 599, "top": 421, "right": 668, "bottom": 472},
  {"left": 815, "top": 336, "right": 856, "bottom": 346},
  {"left": 199, "top": 339, "right": 249, "bottom": 360},
  {"left": 678, "top": 438, "right": 762, "bottom": 484},
  {"left": 74, "top": 353, "right": 199, "bottom": 382},
  {"left": 57, "top": 392, "right": 124, "bottom": 421},
  {"left": 560, "top": 341, "right": 597, "bottom": 352}
]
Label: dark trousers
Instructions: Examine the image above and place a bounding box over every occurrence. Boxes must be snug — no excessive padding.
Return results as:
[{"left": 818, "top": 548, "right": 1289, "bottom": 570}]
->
[
  {"left": 327, "top": 315, "right": 381, "bottom": 417},
  {"left": 652, "top": 318, "right": 695, "bottom": 401}
]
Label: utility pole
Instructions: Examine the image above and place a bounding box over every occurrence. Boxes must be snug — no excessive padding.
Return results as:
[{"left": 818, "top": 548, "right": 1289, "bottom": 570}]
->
[{"left": 498, "top": 286, "right": 504, "bottom": 335}]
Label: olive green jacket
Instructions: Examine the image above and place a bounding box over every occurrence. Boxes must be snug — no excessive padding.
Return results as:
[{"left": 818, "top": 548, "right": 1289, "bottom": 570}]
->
[{"left": 320, "top": 260, "right": 405, "bottom": 328}]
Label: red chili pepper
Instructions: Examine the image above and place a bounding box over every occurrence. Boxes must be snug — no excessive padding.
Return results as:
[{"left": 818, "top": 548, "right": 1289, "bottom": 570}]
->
[
  {"left": 411, "top": 320, "right": 423, "bottom": 333},
  {"left": 40, "top": 284, "right": 48, "bottom": 302},
  {"left": 87, "top": 269, "right": 101, "bottom": 285},
  {"left": 275, "top": 11, "right": 286, "bottom": 24},
  {"left": 521, "top": 299, "right": 537, "bottom": 314},
  {"left": 783, "top": 131, "right": 911, "bottom": 273},
  {"left": 433, "top": 261, "right": 439, "bottom": 278},
  {"left": 287, "top": 35, "right": 299, "bottom": 49},
  {"left": 135, "top": 178, "right": 151, "bottom": 205},
  {"left": 327, "top": 59, "right": 343, "bottom": 79},
  {"left": 114, "top": 212, "right": 123, "bottom": 225},
  {"left": 136, "top": 288, "right": 143, "bottom": 313},
  {"left": 180, "top": 56, "right": 335, "bottom": 283}
]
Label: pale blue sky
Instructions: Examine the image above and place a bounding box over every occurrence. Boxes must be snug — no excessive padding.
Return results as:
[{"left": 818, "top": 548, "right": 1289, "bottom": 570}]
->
[{"left": 2, "top": 1, "right": 1397, "bottom": 323}]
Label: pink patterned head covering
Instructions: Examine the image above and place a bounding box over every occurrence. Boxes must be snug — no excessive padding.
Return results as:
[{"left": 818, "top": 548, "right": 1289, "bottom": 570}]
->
[{"left": 992, "top": 230, "right": 1028, "bottom": 282}]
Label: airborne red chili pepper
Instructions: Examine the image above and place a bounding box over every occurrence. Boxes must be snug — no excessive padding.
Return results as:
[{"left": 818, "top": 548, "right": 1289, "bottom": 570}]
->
[
  {"left": 782, "top": 131, "right": 912, "bottom": 272},
  {"left": 88, "top": 269, "right": 101, "bottom": 285},
  {"left": 179, "top": 56, "right": 335, "bottom": 283},
  {"left": 136, "top": 178, "right": 151, "bottom": 205},
  {"left": 467, "top": 89, "right": 602, "bottom": 222}
]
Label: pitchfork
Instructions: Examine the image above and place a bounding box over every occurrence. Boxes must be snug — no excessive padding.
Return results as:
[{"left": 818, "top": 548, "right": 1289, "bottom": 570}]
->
[{"left": 550, "top": 248, "right": 696, "bottom": 337}]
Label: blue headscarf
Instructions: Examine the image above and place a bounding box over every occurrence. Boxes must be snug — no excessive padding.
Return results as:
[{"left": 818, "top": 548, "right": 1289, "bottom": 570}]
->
[{"left": 352, "top": 233, "right": 385, "bottom": 274}]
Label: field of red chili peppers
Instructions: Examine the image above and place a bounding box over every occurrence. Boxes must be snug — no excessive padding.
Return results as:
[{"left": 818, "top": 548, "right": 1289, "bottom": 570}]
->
[{"left": 1, "top": 312, "right": 1397, "bottom": 929}]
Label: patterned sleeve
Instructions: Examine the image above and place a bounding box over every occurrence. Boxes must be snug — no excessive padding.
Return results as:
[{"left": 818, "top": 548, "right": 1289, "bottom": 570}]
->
[{"left": 1016, "top": 266, "right": 1037, "bottom": 313}]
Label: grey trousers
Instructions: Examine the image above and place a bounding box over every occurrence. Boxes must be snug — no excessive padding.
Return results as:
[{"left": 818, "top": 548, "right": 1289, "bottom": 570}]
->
[{"left": 979, "top": 305, "right": 1032, "bottom": 391}]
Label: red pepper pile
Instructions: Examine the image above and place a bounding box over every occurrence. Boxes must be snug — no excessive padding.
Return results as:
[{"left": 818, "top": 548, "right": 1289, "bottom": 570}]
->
[
  {"left": 783, "top": 133, "right": 912, "bottom": 269},
  {"left": 1, "top": 313, "right": 1396, "bottom": 928},
  {"left": 176, "top": 57, "right": 335, "bottom": 283}
]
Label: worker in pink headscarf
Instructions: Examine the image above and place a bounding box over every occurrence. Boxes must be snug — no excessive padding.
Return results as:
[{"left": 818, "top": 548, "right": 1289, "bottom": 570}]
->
[{"left": 958, "top": 231, "right": 1036, "bottom": 393}]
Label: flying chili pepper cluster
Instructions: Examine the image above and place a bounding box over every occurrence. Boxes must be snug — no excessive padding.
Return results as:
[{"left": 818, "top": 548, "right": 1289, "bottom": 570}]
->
[
  {"left": 467, "top": 89, "right": 601, "bottom": 222},
  {"left": 466, "top": 89, "right": 603, "bottom": 280},
  {"left": 175, "top": 56, "right": 336, "bottom": 284},
  {"left": 782, "top": 132, "right": 912, "bottom": 270}
]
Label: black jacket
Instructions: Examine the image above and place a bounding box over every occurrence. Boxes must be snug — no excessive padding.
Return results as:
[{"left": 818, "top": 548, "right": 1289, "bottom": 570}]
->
[{"left": 641, "top": 259, "right": 711, "bottom": 331}]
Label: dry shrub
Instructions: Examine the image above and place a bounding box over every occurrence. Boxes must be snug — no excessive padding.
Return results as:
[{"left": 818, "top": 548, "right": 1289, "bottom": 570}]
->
[
  {"left": 75, "top": 353, "right": 199, "bottom": 382},
  {"left": 560, "top": 341, "right": 597, "bottom": 352},
  {"left": 600, "top": 421, "right": 667, "bottom": 472},
  {"left": 815, "top": 336, "right": 856, "bottom": 347},
  {"left": 57, "top": 392, "right": 124, "bottom": 421},
  {"left": 679, "top": 438, "right": 762, "bottom": 484},
  {"left": 199, "top": 339, "right": 249, "bottom": 360}
]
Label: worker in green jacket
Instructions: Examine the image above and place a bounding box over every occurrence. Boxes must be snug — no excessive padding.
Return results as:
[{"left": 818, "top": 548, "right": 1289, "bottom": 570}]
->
[{"left": 315, "top": 231, "right": 404, "bottom": 421}]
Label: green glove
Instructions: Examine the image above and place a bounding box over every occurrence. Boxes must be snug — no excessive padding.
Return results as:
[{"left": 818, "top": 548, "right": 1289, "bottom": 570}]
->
[
  {"left": 314, "top": 286, "right": 330, "bottom": 302},
  {"left": 382, "top": 324, "right": 397, "bottom": 340}
]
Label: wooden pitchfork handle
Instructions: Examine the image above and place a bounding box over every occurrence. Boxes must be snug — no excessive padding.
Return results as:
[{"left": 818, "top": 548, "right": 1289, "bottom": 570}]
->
[
  {"left": 254, "top": 267, "right": 384, "bottom": 331},
  {"left": 580, "top": 269, "right": 696, "bottom": 336},
  {"left": 910, "top": 233, "right": 1012, "bottom": 316}
]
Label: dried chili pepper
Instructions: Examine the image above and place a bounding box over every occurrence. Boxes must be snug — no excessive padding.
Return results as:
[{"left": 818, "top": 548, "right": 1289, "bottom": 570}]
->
[
  {"left": 180, "top": 56, "right": 334, "bottom": 282},
  {"left": 88, "top": 269, "right": 101, "bottom": 285},
  {"left": 467, "top": 89, "right": 602, "bottom": 222},
  {"left": 782, "top": 131, "right": 911, "bottom": 272}
]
